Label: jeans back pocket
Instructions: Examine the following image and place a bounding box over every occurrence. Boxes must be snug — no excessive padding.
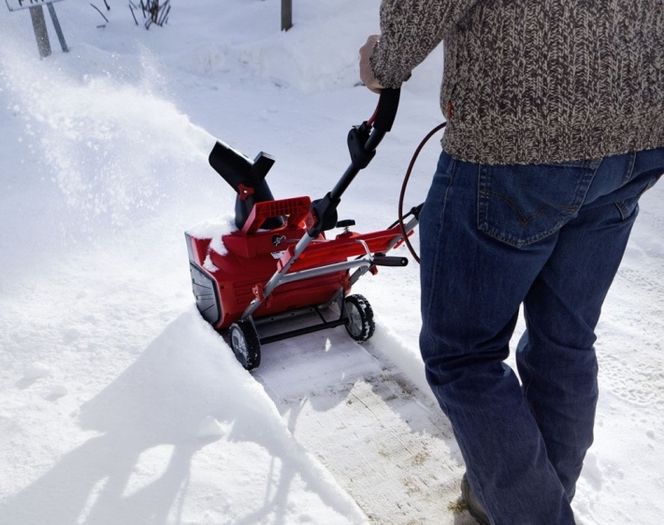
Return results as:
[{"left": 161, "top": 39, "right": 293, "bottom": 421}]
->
[{"left": 477, "top": 160, "right": 600, "bottom": 248}]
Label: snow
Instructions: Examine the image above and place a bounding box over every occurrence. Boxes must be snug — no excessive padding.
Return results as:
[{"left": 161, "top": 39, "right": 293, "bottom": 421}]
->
[
  {"left": 187, "top": 217, "right": 235, "bottom": 259},
  {"left": 0, "top": 1, "right": 662, "bottom": 524}
]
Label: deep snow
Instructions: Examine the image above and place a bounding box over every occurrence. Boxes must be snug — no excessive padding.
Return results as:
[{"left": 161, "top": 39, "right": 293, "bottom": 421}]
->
[{"left": 1, "top": 1, "right": 663, "bottom": 524}]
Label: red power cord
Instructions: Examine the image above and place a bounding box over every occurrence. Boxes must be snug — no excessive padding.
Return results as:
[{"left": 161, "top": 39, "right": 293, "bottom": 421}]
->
[{"left": 397, "top": 121, "right": 447, "bottom": 264}]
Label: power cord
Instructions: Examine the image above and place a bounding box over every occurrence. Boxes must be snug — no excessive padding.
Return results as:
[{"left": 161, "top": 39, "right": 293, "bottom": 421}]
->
[{"left": 397, "top": 121, "right": 447, "bottom": 263}]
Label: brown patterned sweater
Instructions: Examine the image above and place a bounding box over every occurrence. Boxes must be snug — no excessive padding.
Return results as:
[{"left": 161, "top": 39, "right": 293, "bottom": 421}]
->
[{"left": 370, "top": 0, "right": 664, "bottom": 165}]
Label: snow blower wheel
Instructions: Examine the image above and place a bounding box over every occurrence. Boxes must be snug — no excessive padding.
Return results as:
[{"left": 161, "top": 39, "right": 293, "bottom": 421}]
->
[
  {"left": 229, "top": 320, "right": 261, "bottom": 370},
  {"left": 344, "top": 294, "right": 375, "bottom": 342}
]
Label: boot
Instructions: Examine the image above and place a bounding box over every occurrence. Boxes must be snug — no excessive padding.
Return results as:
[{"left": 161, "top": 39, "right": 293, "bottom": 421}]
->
[{"left": 462, "top": 473, "right": 491, "bottom": 525}]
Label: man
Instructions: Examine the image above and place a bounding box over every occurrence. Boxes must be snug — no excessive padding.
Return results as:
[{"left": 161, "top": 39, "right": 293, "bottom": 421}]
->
[{"left": 360, "top": 2, "right": 663, "bottom": 524}]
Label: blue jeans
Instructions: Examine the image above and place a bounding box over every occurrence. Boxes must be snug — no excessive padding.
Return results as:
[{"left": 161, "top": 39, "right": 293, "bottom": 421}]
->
[{"left": 419, "top": 148, "right": 663, "bottom": 524}]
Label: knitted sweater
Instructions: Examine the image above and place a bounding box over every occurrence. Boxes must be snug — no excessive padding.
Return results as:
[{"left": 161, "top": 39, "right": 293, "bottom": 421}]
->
[{"left": 370, "top": 0, "right": 664, "bottom": 165}]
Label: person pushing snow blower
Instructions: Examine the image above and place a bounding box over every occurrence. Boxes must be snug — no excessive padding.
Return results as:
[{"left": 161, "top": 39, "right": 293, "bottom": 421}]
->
[{"left": 361, "top": 2, "right": 664, "bottom": 524}]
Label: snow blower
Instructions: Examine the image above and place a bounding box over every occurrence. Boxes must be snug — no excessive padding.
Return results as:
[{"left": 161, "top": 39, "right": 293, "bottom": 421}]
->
[{"left": 185, "top": 88, "right": 422, "bottom": 370}]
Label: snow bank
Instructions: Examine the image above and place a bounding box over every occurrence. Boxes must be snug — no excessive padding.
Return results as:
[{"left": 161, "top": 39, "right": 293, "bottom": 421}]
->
[
  {"left": 1, "top": 0, "right": 662, "bottom": 524},
  {"left": 0, "top": 309, "right": 364, "bottom": 524}
]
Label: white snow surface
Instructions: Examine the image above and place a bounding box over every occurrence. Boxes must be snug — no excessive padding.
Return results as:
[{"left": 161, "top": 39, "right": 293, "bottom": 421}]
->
[{"left": 0, "top": 1, "right": 662, "bottom": 524}]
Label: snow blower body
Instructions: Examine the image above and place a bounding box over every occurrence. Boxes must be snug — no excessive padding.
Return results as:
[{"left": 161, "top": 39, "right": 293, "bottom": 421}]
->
[{"left": 185, "top": 89, "right": 420, "bottom": 370}]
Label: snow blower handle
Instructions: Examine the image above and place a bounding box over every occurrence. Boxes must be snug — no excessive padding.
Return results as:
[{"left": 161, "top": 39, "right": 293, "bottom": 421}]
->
[
  {"left": 368, "top": 88, "right": 401, "bottom": 137},
  {"left": 308, "top": 88, "right": 401, "bottom": 237},
  {"left": 239, "top": 89, "right": 403, "bottom": 322}
]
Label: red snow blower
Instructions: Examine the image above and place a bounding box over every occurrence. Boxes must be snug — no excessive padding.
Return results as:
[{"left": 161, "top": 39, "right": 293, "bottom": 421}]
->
[{"left": 185, "top": 88, "right": 421, "bottom": 370}]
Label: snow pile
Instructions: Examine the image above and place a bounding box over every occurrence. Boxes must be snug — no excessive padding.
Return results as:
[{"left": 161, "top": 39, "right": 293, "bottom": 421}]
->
[
  {"left": 0, "top": 310, "right": 364, "bottom": 524},
  {"left": 0, "top": 1, "right": 662, "bottom": 524}
]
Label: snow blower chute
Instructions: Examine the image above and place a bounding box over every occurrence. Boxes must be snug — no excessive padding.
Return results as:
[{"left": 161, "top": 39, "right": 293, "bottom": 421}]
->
[{"left": 185, "top": 88, "right": 421, "bottom": 370}]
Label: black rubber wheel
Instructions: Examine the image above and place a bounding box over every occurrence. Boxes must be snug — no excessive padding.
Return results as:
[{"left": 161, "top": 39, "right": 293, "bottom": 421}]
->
[
  {"left": 344, "top": 294, "right": 375, "bottom": 342},
  {"left": 229, "top": 319, "right": 261, "bottom": 370}
]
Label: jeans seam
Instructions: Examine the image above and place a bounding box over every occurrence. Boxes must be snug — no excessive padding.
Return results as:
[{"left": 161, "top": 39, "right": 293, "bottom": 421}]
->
[
  {"left": 623, "top": 152, "right": 637, "bottom": 184},
  {"left": 477, "top": 165, "right": 488, "bottom": 231},
  {"left": 615, "top": 167, "right": 661, "bottom": 221},
  {"left": 424, "top": 159, "right": 457, "bottom": 328}
]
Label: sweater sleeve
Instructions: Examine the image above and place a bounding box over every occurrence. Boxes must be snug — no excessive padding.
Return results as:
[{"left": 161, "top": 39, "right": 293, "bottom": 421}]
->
[{"left": 370, "top": 0, "right": 480, "bottom": 88}]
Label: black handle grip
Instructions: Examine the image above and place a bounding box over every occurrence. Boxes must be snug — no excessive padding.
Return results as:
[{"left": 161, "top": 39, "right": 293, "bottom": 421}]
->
[
  {"left": 307, "top": 88, "right": 401, "bottom": 236},
  {"left": 373, "top": 255, "right": 409, "bottom": 267},
  {"left": 372, "top": 88, "right": 401, "bottom": 134}
]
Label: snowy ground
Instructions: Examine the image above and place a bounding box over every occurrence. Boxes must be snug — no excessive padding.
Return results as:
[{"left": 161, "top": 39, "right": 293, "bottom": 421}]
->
[{"left": 0, "top": 1, "right": 662, "bottom": 524}]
